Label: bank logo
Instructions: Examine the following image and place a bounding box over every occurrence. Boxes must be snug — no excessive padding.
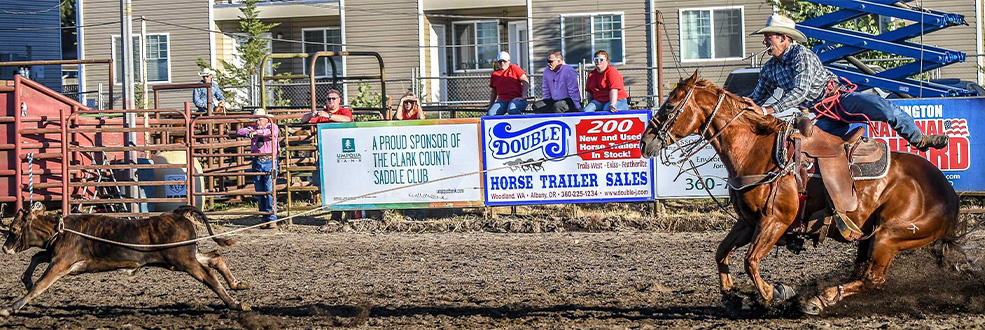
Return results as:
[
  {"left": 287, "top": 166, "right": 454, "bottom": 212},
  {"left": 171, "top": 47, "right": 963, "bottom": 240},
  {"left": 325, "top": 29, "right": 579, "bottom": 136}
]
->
[
  {"left": 342, "top": 138, "right": 356, "bottom": 153},
  {"left": 488, "top": 120, "right": 570, "bottom": 160}
]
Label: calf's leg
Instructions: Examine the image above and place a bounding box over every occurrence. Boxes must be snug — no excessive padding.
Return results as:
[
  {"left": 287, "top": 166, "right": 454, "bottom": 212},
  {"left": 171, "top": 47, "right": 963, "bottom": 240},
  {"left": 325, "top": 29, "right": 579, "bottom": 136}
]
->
[
  {"left": 197, "top": 250, "right": 250, "bottom": 290},
  {"left": 21, "top": 251, "right": 51, "bottom": 291},
  {"left": 2, "top": 259, "right": 79, "bottom": 317},
  {"left": 174, "top": 258, "right": 250, "bottom": 311}
]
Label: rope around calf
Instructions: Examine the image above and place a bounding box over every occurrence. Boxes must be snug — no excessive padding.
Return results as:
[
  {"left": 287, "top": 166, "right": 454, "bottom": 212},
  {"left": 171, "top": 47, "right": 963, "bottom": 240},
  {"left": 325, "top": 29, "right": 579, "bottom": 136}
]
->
[{"left": 58, "top": 140, "right": 641, "bottom": 250}]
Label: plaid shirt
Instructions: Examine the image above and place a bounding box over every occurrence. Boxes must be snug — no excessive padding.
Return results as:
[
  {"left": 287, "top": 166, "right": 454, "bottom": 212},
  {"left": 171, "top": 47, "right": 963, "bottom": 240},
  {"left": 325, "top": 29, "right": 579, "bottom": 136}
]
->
[{"left": 749, "top": 43, "right": 838, "bottom": 110}]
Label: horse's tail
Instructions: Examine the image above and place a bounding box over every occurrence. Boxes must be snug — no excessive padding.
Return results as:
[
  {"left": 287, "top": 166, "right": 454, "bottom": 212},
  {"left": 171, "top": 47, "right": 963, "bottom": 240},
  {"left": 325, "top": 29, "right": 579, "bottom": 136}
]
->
[
  {"left": 931, "top": 206, "right": 985, "bottom": 281},
  {"left": 173, "top": 205, "right": 237, "bottom": 247}
]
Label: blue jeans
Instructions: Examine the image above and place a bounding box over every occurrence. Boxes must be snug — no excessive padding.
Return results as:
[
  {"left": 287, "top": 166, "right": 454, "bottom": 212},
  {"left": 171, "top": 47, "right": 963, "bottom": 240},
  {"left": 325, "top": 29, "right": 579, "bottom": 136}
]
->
[
  {"left": 253, "top": 158, "right": 277, "bottom": 222},
  {"left": 487, "top": 99, "right": 528, "bottom": 116},
  {"left": 582, "top": 98, "right": 629, "bottom": 112},
  {"left": 814, "top": 92, "right": 924, "bottom": 142}
]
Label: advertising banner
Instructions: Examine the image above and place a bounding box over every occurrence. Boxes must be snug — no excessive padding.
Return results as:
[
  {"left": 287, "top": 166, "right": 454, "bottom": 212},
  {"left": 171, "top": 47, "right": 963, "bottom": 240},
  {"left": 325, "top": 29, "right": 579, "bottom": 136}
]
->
[
  {"left": 481, "top": 111, "right": 653, "bottom": 206},
  {"left": 879, "top": 97, "right": 984, "bottom": 192},
  {"left": 317, "top": 119, "right": 484, "bottom": 210},
  {"left": 652, "top": 135, "right": 730, "bottom": 199}
]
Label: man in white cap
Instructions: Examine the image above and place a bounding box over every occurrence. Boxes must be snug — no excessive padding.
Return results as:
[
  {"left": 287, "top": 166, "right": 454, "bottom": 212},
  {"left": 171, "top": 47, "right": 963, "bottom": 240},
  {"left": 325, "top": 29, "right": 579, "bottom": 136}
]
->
[
  {"left": 236, "top": 108, "right": 280, "bottom": 229},
  {"left": 487, "top": 51, "right": 529, "bottom": 116},
  {"left": 743, "top": 14, "right": 948, "bottom": 152},
  {"left": 193, "top": 68, "right": 226, "bottom": 113}
]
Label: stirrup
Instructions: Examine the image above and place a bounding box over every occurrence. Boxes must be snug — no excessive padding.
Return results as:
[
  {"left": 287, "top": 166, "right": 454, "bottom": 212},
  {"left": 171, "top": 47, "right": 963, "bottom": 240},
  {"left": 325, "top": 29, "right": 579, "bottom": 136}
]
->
[{"left": 833, "top": 212, "right": 863, "bottom": 241}]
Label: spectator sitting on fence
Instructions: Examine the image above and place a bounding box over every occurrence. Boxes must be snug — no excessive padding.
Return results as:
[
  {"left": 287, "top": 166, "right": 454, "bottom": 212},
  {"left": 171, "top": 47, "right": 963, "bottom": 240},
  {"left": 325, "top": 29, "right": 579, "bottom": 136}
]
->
[
  {"left": 394, "top": 92, "right": 426, "bottom": 120},
  {"left": 235, "top": 108, "right": 280, "bottom": 229},
  {"left": 192, "top": 68, "right": 226, "bottom": 113},
  {"left": 535, "top": 51, "right": 581, "bottom": 113},
  {"left": 302, "top": 89, "right": 353, "bottom": 123},
  {"left": 583, "top": 50, "right": 628, "bottom": 113},
  {"left": 487, "top": 51, "right": 529, "bottom": 116}
]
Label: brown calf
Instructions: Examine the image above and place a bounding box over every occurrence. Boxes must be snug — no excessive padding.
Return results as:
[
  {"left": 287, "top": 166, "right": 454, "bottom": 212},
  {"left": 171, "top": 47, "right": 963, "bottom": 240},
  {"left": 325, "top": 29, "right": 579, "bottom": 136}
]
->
[{"left": 1, "top": 204, "right": 250, "bottom": 316}]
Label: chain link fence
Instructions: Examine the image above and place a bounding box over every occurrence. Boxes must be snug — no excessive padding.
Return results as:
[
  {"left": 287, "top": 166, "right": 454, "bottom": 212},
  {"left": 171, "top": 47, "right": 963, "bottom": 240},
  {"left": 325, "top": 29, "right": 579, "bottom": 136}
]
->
[{"left": 413, "top": 65, "right": 662, "bottom": 115}]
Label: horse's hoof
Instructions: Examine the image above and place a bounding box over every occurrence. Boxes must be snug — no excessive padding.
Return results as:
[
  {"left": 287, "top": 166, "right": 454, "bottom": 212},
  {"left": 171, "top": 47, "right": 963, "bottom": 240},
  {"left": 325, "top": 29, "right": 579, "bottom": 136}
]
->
[
  {"left": 233, "top": 281, "right": 251, "bottom": 290},
  {"left": 773, "top": 283, "right": 798, "bottom": 301},
  {"left": 0, "top": 308, "right": 11, "bottom": 317},
  {"left": 237, "top": 302, "right": 251, "bottom": 312},
  {"left": 801, "top": 296, "right": 824, "bottom": 316}
]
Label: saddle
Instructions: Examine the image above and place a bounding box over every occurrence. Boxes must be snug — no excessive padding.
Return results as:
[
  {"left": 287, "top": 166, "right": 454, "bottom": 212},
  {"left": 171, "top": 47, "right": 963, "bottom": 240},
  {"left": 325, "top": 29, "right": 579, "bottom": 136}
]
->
[{"left": 787, "top": 116, "right": 890, "bottom": 242}]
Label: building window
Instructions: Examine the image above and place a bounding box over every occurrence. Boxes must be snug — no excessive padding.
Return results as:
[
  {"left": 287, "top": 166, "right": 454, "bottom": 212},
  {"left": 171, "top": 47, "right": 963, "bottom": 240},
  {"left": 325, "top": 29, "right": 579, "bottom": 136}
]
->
[
  {"left": 452, "top": 21, "right": 499, "bottom": 71},
  {"left": 302, "top": 28, "right": 342, "bottom": 77},
  {"left": 680, "top": 7, "right": 744, "bottom": 61},
  {"left": 561, "top": 13, "right": 625, "bottom": 65},
  {"left": 113, "top": 34, "right": 170, "bottom": 83}
]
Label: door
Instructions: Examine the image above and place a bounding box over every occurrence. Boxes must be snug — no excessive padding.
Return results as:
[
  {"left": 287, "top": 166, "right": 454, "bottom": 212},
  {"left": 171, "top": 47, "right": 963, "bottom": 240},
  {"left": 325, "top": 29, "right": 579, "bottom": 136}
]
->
[
  {"left": 431, "top": 24, "right": 447, "bottom": 103},
  {"left": 508, "top": 21, "right": 529, "bottom": 73}
]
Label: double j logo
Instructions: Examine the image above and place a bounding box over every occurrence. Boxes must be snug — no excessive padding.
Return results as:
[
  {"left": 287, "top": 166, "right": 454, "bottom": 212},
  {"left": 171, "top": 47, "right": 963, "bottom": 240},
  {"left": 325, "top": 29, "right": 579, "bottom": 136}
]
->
[
  {"left": 336, "top": 137, "right": 362, "bottom": 163},
  {"left": 869, "top": 118, "right": 971, "bottom": 171},
  {"left": 488, "top": 120, "right": 571, "bottom": 160}
]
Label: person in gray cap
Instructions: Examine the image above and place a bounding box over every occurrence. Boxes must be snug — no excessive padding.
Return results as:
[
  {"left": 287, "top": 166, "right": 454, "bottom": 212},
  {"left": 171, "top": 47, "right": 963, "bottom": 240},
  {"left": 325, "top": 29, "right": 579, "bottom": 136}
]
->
[{"left": 743, "top": 14, "right": 948, "bottom": 151}]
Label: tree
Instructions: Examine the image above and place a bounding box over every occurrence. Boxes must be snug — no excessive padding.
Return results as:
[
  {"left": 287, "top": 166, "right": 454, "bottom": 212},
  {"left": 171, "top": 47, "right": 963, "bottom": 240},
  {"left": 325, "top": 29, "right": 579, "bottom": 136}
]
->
[
  {"left": 61, "top": 0, "right": 77, "bottom": 60},
  {"left": 196, "top": 0, "right": 287, "bottom": 108}
]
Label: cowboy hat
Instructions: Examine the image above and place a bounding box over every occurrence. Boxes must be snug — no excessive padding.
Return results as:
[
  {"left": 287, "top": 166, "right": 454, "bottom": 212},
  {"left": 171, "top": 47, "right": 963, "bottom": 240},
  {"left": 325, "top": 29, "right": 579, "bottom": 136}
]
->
[
  {"left": 752, "top": 14, "right": 807, "bottom": 43},
  {"left": 253, "top": 108, "right": 275, "bottom": 119},
  {"left": 198, "top": 68, "right": 216, "bottom": 77}
]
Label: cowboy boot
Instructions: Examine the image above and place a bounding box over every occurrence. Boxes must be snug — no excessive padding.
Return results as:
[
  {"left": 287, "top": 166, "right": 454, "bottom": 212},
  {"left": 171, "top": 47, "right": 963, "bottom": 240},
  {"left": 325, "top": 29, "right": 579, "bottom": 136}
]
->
[{"left": 911, "top": 134, "right": 949, "bottom": 151}]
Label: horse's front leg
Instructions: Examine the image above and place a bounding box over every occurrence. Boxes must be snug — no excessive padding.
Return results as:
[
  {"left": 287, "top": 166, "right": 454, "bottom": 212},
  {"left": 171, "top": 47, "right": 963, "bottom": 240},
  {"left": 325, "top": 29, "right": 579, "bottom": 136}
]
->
[
  {"left": 716, "top": 220, "right": 754, "bottom": 295},
  {"left": 744, "top": 217, "right": 796, "bottom": 304}
]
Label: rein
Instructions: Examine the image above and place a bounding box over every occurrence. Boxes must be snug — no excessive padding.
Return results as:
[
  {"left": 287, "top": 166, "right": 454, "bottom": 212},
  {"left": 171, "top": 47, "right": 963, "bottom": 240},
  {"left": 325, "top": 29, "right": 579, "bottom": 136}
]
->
[{"left": 653, "top": 83, "right": 794, "bottom": 192}]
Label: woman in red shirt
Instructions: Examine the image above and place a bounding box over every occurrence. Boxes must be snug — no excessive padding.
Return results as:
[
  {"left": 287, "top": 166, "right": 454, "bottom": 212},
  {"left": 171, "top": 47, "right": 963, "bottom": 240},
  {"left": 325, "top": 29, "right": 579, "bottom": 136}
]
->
[
  {"left": 487, "top": 51, "right": 530, "bottom": 116},
  {"left": 583, "top": 50, "right": 629, "bottom": 112},
  {"left": 394, "top": 92, "right": 426, "bottom": 120}
]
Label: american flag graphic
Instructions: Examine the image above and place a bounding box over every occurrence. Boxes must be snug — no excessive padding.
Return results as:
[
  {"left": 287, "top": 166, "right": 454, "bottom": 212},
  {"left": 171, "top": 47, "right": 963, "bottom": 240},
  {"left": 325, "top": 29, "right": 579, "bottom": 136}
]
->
[{"left": 942, "top": 118, "right": 970, "bottom": 137}]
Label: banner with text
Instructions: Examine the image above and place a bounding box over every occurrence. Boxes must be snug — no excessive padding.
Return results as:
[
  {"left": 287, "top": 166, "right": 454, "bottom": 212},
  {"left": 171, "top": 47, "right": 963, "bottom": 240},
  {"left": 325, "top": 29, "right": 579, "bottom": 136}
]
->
[
  {"left": 877, "top": 97, "right": 983, "bottom": 192},
  {"left": 653, "top": 135, "right": 730, "bottom": 199},
  {"left": 481, "top": 111, "right": 653, "bottom": 206},
  {"left": 317, "top": 119, "right": 484, "bottom": 210}
]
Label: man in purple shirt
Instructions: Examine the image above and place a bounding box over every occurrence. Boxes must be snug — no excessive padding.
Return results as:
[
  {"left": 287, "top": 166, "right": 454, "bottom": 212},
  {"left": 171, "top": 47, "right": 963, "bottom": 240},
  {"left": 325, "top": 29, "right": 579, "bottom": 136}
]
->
[
  {"left": 536, "top": 51, "right": 581, "bottom": 113},
  {"left": 236, "top": 108, "right": 280, "bottom": 229}
]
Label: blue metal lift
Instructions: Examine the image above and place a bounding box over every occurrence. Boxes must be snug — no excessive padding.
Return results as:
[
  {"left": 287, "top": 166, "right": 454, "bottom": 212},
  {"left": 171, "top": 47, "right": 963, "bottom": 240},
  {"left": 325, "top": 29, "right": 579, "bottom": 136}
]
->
[{"left": 796, "top": 0, "right": 976, "bottom": 97}]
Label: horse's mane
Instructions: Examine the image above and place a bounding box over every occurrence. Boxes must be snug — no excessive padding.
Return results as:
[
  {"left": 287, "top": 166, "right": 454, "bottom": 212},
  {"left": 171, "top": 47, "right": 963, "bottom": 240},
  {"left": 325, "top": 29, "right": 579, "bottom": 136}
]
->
[{"left": 693, "top": 78, "right": 786, "bottom": 136}]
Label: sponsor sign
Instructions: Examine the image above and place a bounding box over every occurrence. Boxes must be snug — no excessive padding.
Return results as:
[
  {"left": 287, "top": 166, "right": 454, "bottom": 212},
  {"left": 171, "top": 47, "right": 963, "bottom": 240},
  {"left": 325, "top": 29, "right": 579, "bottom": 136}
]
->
[
  {"left": 653, "top": 135, "right": 729, "bottom": 199},
  {"left": 317, "top": 119, "right": 484, "bottom": 209},
  {"left": 873, "top": 97, "right": 984, "bottom": 191},
  {"left": 481, "top": 111, "right": 654, "bottom": 206}
]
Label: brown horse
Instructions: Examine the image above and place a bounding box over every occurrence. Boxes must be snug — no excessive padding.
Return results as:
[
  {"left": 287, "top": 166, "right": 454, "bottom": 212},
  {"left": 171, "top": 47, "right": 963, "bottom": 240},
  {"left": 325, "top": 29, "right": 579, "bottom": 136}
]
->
[{"left": 640, "top": 72, "right": 960, "bottom": 314}]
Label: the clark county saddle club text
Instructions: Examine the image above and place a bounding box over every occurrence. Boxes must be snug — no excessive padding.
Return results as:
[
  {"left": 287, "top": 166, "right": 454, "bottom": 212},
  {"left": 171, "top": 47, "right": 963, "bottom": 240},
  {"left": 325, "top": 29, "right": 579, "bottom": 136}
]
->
[{"left": 371, "top": 133, "right": 462, "bottom": 185}]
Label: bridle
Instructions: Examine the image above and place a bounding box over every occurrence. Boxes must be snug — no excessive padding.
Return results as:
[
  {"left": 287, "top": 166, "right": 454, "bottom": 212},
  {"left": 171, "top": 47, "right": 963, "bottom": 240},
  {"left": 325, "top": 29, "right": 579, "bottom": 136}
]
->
[{"left": 651, "top": 83, "right": 749, "bottom": 168}]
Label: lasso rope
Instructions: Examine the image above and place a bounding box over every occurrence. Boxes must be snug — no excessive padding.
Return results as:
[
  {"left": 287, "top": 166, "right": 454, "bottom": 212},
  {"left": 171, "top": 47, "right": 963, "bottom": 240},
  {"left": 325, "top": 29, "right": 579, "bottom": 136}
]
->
[{"left": 57, "top": 140, "right": 642, "bottom": 250}]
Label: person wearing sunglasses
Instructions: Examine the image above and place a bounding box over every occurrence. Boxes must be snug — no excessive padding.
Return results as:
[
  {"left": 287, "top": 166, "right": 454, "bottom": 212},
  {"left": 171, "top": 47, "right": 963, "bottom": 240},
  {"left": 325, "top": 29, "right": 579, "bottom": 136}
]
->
[
  {"left": 487, "top": 51, "right": 530, "bottom": 116},
  {"left": 535, "top": 51, "right": 581, "bottom": 113},
  {"left": 394, "top": 92, "right": 426, "bottom": 120},
  {"left": 302, "top": 89, "right": 353, "bottom": 123},
  {"left": 583, "top": 50, "right": 629, "bottom": 112}
]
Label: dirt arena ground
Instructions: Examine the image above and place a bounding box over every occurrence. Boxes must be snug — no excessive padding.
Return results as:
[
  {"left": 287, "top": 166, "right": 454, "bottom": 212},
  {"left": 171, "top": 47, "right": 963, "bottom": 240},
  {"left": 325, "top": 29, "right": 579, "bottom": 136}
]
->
[{"left": 0, "top": 212, "right": 983, "bottom": 329}]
